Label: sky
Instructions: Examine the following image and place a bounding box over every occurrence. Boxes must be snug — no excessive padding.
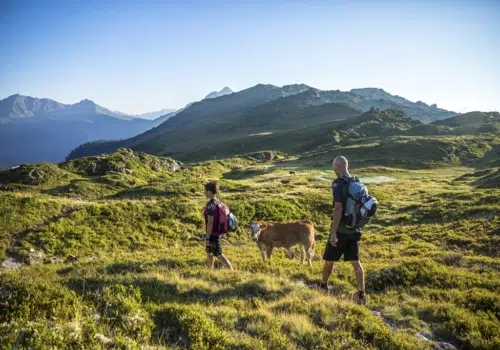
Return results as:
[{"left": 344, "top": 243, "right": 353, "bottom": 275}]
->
[{"left": 1, "top": 0, "right": 500, "bottom": 114}]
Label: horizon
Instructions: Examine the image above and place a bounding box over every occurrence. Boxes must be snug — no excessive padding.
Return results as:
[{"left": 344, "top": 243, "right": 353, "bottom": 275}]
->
[{"left": 1, "top": 0, "right": 499, "bottom": 114}]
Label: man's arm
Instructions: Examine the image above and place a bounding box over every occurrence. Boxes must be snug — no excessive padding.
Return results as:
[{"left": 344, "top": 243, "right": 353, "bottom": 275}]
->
[
  {"left": 331, "top": 202, "right": 343, "bottom": 234},
  {"left": 330, "top": 180, "right": 344, "bottom": 246},
  {"left": 330, "top": 202, "right": 342, "bottom": 246}
]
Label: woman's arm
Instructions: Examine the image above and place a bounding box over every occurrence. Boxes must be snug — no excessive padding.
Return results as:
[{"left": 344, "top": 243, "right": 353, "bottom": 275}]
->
[{"left": 206, "top": 215, "right": 214, "bottom": 240}]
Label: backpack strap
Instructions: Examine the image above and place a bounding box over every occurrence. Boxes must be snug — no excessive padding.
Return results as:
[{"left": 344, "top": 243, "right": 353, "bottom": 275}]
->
[{"left": 340, "top": 176, "right": 354, "bottom": 205}]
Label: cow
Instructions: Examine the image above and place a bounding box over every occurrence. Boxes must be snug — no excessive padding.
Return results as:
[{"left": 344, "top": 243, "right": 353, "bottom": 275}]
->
[{"left": 249, "top": 221, "right": 315, "bottom": 267}]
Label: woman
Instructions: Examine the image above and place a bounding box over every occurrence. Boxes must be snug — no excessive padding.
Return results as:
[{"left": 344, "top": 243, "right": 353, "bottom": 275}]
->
[{"left": 203, "top": 181, "right": 233, "bottom": 270}]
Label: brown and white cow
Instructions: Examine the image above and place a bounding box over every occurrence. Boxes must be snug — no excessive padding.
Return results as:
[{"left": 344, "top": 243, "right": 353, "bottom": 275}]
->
[{"left": 250, "top": 221, "right": 315, "bottom": 267}]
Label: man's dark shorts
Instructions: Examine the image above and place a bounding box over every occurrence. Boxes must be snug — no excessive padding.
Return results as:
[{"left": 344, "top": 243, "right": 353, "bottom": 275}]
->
[
  {"left": 206, "top": 235, "right": 223, "bottom": 257},
  {"left": 323, "top": 232, "right": 361, "bottom": 261}
]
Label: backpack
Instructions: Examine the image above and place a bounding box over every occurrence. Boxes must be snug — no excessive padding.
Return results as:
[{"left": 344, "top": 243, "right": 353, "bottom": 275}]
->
[
  {"left": 216, "top": 202, "right": 238, "bottom": 235},
  {"left": 341, "top": 177, "right": 378, "bottom": 229}
]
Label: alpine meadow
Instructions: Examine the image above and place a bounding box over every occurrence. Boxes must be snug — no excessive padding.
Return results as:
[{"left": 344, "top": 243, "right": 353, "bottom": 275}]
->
[
  {"left": 1, "top": 1, "right": 500, "bottom": 349},
  {"left": 1, "top": 93, "right": 499, "bottom": 349}
]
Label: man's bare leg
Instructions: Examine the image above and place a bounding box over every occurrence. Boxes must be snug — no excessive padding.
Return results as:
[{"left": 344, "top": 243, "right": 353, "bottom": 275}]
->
[
  {"left": 351, "top": 260, "right": 365, "bottom": 292},
  {"left": 322, "top": 261, "right": 335, "bottom": 285}
]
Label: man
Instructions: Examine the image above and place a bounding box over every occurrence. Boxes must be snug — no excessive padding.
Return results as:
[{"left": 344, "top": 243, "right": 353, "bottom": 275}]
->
[
  {"left": 204, "top": 181, "right": 233, "bottom": 270},
  {"left": 320, "top": 156, "right": 366, "bottom": 305}
]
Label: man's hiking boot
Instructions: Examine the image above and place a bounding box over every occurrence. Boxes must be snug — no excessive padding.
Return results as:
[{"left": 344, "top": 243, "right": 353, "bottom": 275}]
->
[{"left": 357, "top": 291, "right": 366, "bottom": 305}]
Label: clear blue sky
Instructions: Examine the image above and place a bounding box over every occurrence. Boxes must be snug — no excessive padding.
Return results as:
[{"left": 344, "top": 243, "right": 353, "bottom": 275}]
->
[{"left": 1, "top": 0, "right": 499, "bottom": 114}]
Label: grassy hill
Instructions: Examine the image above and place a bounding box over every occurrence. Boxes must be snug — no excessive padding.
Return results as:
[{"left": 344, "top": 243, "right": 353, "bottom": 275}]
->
[
  {"left": 66, "top": 83, "right": 459, "bottom": 162},
  {"left": 67, "top": 103, "right": 498, "bottom": 168},
  {"left": 1, "top": 148, "right": 499, "bottom": 349},
  {"left": 430, "top": 112, "right": 500, "bottom": 135},
  {"left": 119, "top": 109, "right": 498, "bottom": 167}
]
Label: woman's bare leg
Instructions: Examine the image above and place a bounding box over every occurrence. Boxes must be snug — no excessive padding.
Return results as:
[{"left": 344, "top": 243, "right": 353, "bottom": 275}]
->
[{"left": 218, "top": 255, "right": 234, "bottom": 270}]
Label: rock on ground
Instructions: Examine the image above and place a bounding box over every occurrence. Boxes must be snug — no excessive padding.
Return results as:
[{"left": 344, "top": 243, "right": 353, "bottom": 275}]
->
[{"left": 1, "top": 258, "right": 22, "bottom": 269}]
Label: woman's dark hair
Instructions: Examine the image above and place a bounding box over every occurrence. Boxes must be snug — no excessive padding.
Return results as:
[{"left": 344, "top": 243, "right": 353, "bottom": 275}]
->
[{"left": 204, "top": 181, "right": 219, "bottom": 195}]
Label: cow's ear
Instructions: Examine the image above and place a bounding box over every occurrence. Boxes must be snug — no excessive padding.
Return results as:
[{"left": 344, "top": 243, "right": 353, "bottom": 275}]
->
[{"left": 259, "top": 223, "right": 268, "bottom": 230}]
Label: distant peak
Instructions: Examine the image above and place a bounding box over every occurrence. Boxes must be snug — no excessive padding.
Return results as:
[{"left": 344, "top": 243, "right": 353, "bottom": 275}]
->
[
  {"left": 5, "top": 93, "right": 24, "bottom": 101},
  {"left": 351, "top": 87, "right": 386, "bottom": 93},
  {"left": 204, "top": 87, "right": 234, "bottom": 100},
  {"left": 255, "top": 83, "right": 277, "bottom": 88},
  {"left": 78, "top": 99, "right": 95, "bottom": 105}
]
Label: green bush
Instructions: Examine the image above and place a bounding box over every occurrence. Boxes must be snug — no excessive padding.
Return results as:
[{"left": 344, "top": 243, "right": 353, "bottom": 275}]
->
[
  {"left": 366, "top": 259, "right": 498, "bottom": 292},
  {"left": 154, "top": 304, "right": 229, "bottom": 349},
  {"left": 92, "top": 284, "right": 153, "bottom": 342}
]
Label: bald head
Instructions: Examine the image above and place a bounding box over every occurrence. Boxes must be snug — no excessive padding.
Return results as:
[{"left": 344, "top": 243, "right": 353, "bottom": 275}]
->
[{"left": 333, "top": 156, "right": 349, "bottom": 177}]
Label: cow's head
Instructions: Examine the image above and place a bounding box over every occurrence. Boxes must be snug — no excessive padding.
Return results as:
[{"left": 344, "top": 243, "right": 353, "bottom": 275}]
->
[{"left": 250, "top": 222, "right": 263, "bottom": 242}]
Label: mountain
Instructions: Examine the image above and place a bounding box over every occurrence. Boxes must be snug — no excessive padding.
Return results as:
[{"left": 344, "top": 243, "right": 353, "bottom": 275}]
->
[
  {"left": 277, "top": 88, "right": 454, "bottom": 122},
  {"left": 152, "top": 110, "right": 180, "bottom": 125},
  {"left": 204, "top": 86, "right": 233, "bottom": 99},
  {"left": 0, "top": 95, "right": 156, "bottom": 168},
  {"left": 350, "top": 88, "right": 415, "bottom": 105},
  {"left": 403, "top": 111, "right": 500, "bottom": 136},
  {"left": 42, "top": 99, "right": 143, "bottom": 122},
  {"left": 67, "top": 83, "right": 462, "bottom": 162},
  {"left": 0, "top": 94, "right": 66, "bottom": 122},
  {"left": 66, "top": 84, "right": 315, "bottom": 159},
  {"left": 135, "top": 109, "right": 178, "bottom": 120},
  {"left": 432, "top": 111, "right": 500, "bottom": 127}
]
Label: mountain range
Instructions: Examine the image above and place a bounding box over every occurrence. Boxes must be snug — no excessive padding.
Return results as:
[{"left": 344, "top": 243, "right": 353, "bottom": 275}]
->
[
  {"left": 0, "top": 88, "right": 231, "bottom": 168},
  {"left": 0, "top": 95, "right": 161, "bottom": 168},
  {"left": 132, "top": 109, "right": 178, "bottom": 120},
  {"left": 67, "top": 83, "right": 467, "bottom": 162},
  {"left": 4, "top": 83, "right": 497, "bottom": 169}
]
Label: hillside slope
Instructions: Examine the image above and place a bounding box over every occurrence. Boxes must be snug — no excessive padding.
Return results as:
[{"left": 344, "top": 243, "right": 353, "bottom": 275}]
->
[
  {"left": 66, "top": 84, "right": 457, "bottom": 161},
  {"left": 68, "top": 107, "right": 498, "bottom": 169},
  {"left": 0, "top": 149, "right": 499, "bottom": 349}
]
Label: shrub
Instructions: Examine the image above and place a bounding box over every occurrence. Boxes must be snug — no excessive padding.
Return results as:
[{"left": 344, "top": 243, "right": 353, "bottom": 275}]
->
[
  {"left": 92, "top": 284, "right": 153, "bottom": 342},
  {"left": 154, "top": 304, "right": 229, "bottom": 349}
]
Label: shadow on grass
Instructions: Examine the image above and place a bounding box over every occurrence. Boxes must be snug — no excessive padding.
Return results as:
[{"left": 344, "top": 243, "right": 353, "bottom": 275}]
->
[
  {"left": 40, "top": 179, "right": 93, "bottom": 196},
  {"left": 65, "top": 274, "right": 294, "bottom": 305},
  {"left": 108, "top": 186, "right": 172, "bottom": 199},
  {"left": 222, "top": 168, "right": 268, "bottom": 180}
]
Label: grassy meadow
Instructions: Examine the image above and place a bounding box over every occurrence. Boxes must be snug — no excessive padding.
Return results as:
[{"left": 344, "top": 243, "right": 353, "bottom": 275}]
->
[{"left": 0, "top": 149, "right": 499, "bottom": 349}]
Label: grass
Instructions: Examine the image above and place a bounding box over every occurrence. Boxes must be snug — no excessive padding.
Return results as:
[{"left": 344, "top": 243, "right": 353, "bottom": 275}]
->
[{"left": 0, "top": 149, "right": 499, "bottom": 349}]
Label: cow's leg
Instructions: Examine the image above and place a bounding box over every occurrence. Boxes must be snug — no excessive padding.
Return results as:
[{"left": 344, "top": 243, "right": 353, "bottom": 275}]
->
[
  {"left": 300, "top": 245, "right": 306, "bottom": 265},
  {"left": 306, "top": 244, "right": 313, "bottom": 268},
  {"left": 285, "top": 247, "right": 294, "bottom": 259},
  {"left": 259, "top": 245, "right": 268, "bottom": 261},
  {"left": 266, "top": 247, "right": 274, "bottom": 259}
]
